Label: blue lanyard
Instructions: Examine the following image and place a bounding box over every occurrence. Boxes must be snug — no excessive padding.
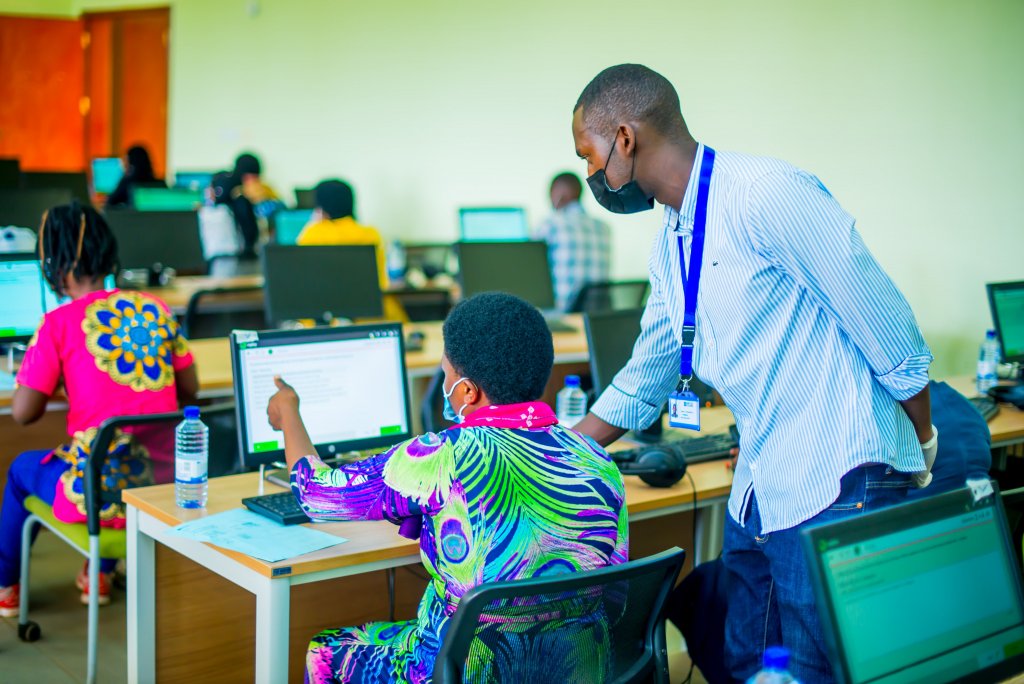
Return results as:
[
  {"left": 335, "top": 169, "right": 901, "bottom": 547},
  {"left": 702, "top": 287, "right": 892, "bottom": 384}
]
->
[{"left": 677, "top": 145, "right": 716, "bottom": 388}]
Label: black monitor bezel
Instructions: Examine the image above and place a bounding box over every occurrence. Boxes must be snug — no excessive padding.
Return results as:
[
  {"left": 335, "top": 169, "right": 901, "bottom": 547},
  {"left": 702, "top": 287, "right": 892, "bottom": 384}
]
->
[
  {"left": 801, "top": 483, "right": 1024, "bottom": 684},
  {"left": 987, "top": 281, "right": 1024, "bottom": 365},
  {"left": 230, "top": 322, "right": 413, "bottom": 468},
  {"left": 458, "top": 206, "right": 529, "bottom": 242},
  {"left": 0, "top": 251, "right": 50, "bottom": 345},
  {"left": 584, "top": 307, "right": 644, "bottom": 395},
  {"left": 104, "top": 209, "right": 207, "bottom": 275}
]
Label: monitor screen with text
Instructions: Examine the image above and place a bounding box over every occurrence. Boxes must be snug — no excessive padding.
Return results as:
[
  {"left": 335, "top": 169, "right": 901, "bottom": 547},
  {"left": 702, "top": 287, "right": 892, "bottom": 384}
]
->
[
  {"left": 231, "top": 324, "right": 411, "bottom": 466},
  {"left": 0, "top": 254, "right": 60, "bottom": 342}
]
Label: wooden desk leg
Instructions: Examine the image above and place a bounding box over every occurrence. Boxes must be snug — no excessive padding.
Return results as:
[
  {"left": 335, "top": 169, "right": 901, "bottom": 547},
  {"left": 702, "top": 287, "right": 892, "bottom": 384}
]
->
[
  {"left": 127, "top": 506, "right": 156, "bottom": 684},
  {"left": 255, "top": 578, "right": 291, "bottom": 684},
  {"left": 694, "top": 501, "right": 727, "bottom": 566}
]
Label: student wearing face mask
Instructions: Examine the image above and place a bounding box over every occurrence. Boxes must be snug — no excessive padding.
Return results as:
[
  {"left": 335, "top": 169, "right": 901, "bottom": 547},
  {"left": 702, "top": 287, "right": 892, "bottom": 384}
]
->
[
  {"left": 569, "top": 64, "right": 935, "bottom": 683},
  {"left": 266, "top": 292, "right": 627, "bottom": 684}
]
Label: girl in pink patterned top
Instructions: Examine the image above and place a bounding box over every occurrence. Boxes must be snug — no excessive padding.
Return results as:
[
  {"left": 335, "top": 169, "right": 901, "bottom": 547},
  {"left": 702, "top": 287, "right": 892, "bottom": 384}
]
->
[{"left": 0, "top": 204, "right": 198, "bottom": 616}]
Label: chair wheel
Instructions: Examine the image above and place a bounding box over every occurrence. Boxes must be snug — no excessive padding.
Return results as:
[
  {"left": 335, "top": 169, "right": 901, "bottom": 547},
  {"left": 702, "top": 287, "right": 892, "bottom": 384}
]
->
[{"left": 18, "top": 621, "right": 41, "bottom": 642}]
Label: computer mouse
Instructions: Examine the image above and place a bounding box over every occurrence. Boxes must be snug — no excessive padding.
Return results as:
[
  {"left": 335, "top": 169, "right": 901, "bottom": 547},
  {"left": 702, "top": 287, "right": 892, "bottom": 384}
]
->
[{"left": 406, "top": 331, "right": 425, "bottom": 351}]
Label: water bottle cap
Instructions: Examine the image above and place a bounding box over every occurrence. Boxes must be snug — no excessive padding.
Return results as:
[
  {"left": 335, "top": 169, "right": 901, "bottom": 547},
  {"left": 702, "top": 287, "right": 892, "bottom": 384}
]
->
[
  {"left": 184, "top": 406, "right": 200, "bottom": 420},
  {"left": 986, "top": 329, "right": 998, "bottom": 339},
  {"left": 565, "top": 375, "right": 581, "bottom": 388},
  {"left": 763, "top": 646, "right": 790, "bottom": 670}
]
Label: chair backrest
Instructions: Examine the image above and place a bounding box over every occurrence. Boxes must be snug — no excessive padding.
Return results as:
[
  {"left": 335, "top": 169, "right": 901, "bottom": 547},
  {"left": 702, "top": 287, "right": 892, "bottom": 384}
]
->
[
  {"left": 433, "top": 547, "right": 686, "bottom": 684},
  {"left": 85, "top": 403, "right": 240, "bottom": 534},
  {"left": 183, "top": 287, "right": 266, "bottom": 339},
  {"left": 569, "top": 280, "right": 650, "bottom": 314}
]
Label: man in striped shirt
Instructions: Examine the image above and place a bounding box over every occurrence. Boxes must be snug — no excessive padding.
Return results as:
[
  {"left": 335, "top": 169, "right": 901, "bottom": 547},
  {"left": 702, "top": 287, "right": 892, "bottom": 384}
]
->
[
  {"left": 570, "top": 64, "right": 937, "bottom": 683},
  {"left": 534, "top": 172, "right": 612, "bottom": 312}
]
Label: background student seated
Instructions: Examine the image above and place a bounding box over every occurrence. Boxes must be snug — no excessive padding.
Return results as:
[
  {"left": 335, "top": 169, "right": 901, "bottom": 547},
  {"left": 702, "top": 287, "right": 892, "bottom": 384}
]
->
[
  {"left": 0, "top": 204, "right": 197, "bottom": 616},
  {"left": 104, "top": 145, "right": 166, "bottom": 209},
  {"left": 267, "top": 292, "right": 628, "bottom": 683}
]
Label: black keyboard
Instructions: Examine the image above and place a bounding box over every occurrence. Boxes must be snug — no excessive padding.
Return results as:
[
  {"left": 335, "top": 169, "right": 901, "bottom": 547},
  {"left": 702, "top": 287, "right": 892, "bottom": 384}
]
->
[
  {"left": 242, "top": 491, "right": 310, "bottom": 525},
  {"left": 612, "top": 432, "right": 737, "bottom": 466},
  {"left": 969, "top": 395, "right": 1000, "bottom": 422}
]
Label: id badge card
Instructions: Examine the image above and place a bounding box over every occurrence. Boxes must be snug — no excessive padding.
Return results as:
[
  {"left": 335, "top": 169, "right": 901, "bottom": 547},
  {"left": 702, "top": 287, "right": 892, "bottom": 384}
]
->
[{"left": 668, "top": 390, "right": 701, "bottom": 431}]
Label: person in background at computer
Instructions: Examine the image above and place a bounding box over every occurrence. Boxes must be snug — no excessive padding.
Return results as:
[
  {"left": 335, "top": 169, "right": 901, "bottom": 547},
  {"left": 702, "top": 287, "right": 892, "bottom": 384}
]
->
[
  {"left": 0, "top": 203, "right": 198, "bottom": 617},
  {"left": 569, "top": 65, "right": 935, "bottom": 683},
  {"left": 297, "top": 179, "right": 406, "bottom": 321},
  {"left": 266, "top": 292, "right": 628, "bottom": 683},
  {"left": 105, "top": 145, "right": 166, "bottom": 209},
  {"left": 231, "top": 152, "right": 283, "bottom": 219},
  {"left": 534, "top": 171, "right": 612, "bottom": 312},
  {"left": 203, "top": 170, "right": 260, "bottom": 259}
]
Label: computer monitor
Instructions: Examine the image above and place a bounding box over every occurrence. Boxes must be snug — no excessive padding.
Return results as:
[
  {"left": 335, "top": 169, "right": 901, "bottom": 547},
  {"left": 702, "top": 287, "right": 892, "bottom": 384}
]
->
[
  {"left": 0, "top": 253, "right": 60, "bottom": 344},
  {"left": 174, "top": 171, "right": 214, "bottom": 193},
  {"left": 0, "top": 188, "right": 73, "bottom": 229},
  {"left": 459, "top": 207, "right": 528, "bottom": 242},
  {"left": 456, "top": 241, "right": 555, "bottom": 310},
  {"left": 584, "top": 308, "right": 643, "bottom": 395},
  {"left": 272, "top": 209, "right": 314, "bottom": 245},
  {"left": 294, "top": 188, "right": 316, "bottom": 210},
  {"left": 91, "top": 158, "right": 123, "bottom": 194},
  {"left": 20, "top": 171, "right": 90, "bottom": 204},
  {"left": 0, "top": 159, "right": 20, "bottom": 189},
  {"left": 230, "top": 323, "right": 412, "bottom": 467},
  {"left": 105, "top": 210, "right": 207, "bottom": 275},
  {"left": 987, "top": 281, "right": 1024, "bottom": 365},
  {"left": 132, "top": 187, "right": 203, "bottom": 211},
  {"left": 802, "top": 484, "right": 1024, "bottom": 684},
  {"left": 262, "top": 244, "right": 383, "bottom": 325}
]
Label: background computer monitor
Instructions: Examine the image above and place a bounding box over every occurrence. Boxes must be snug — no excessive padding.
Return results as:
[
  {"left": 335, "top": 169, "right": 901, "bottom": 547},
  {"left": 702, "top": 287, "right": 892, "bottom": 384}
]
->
[
  {"left": 294, "top": 187, "right": 316, "bottom": 209},
  {"left": 105, "top": 210, "right": 207, "bottom": 275},
  {"left": 0, "top": 158, "right": 21, "bottom": 189},
  {"left": 584, "top": 308, "right": 644, "bottom": 395},
  {"left": 174, "top": 171, "right": 214, "bottom": 192},
  {"left": 802, "top": 485, "right": 1024, "bottom": 684},
  {"left": 459, "top": 207, "right": 528, "bottom": 242},
  {"left": 987, "top": 281, "right": 1024, "bottom": 365},
  {"left": 0, "top": 188, "right": 73, "bottom": 229},
  {"left": 262, "top": 244, "right": 383, "bottom": 325},
  {"left": 272, "top": 209, "right": 314, "bottom": 245},
  {"left": 456, "top": 240, "right": 555, "bottom": 310},
  {"left": 91, "top": 158, "right": 124, "bottom": 194},
  {"left": 230, "top": 323, "right": 412, "bottom": 467},
  {"left": 20, "top": 171, "right": 90, "bottom": 204},
  {"left": 0, "top": 253, "right": 60, "bottom": 344},
  {"left": 132, "top": 187, "right": 203, "bottom": 211}
]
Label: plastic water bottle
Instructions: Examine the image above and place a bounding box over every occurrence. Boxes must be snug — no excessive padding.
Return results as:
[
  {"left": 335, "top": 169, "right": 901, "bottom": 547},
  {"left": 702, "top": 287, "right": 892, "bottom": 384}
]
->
[
  {"left": 556, "top": 375, "right": 587, "bottom": 428},
  {"left": 175, "top": 406, "right": 209, "bottom": 508},
  {"left": 977, "top": 329, "right": 1001, "bottom": 394},
  {"left": 746, "top": 646, "right": 799, "bottom": 684},
  {"left": 386, "top": 240, "right": 406, "bottom": 282}
]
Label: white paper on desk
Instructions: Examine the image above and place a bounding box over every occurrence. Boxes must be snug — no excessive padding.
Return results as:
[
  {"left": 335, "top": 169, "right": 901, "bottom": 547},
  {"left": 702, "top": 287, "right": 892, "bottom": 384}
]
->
[{"left": 168, "top": 508, "right": 347, "bottom": 562}]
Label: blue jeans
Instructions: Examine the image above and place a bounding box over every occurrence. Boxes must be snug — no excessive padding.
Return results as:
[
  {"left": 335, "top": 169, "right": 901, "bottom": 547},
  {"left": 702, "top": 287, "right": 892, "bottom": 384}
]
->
[
  {"left": 721, "top": 464, "right": 911, "bottom": 683},
  {"left": 0, "top": 450, "right": 116, "bottom": 586}
]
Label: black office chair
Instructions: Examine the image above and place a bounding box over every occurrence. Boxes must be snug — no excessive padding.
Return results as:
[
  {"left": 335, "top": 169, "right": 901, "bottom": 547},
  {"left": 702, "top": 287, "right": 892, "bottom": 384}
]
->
[
  {"left": 433, "top": 547, "right": 687, "bottom": 684},
  {"left": 569, "top": 280, "right": 651, "bottom": 314},
  {"left": 182, "top": 286, "right": 266, "bottom": 339},
  {"left": 421, "top": 367, "right": 448, "bottom": 434},
  {"left": 17, "top": 403, "right": 238, "bottom": 684}
]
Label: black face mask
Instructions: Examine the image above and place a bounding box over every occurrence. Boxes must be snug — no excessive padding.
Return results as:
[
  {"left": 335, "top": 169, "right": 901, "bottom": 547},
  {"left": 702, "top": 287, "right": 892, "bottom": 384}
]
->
[{"left": 586, "top": 134, "right": 654, "bottom": 214}]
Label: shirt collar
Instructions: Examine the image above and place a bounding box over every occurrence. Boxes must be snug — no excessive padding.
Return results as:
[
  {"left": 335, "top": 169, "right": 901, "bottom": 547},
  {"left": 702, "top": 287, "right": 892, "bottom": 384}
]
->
[
  {"left": 558, "top": 200, "right": 584, "bottom": 216},
  {"left": 664, "top": 142, "right": 705, "bottom": 235},
  {"left": 451, "top": 401, "right": 558, "bottom": 430}
]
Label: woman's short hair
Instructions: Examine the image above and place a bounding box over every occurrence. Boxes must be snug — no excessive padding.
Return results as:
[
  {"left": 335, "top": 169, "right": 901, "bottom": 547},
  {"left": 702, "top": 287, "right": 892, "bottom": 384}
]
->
[{"left": 442, "top": 292, "right": 554, "bottom": 405}]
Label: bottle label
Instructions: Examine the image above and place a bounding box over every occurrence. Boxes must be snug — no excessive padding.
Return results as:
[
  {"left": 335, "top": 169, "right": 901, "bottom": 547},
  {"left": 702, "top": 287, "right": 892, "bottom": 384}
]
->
[{"left": 176, "top": 459, "right": 206, "bottom": 484}]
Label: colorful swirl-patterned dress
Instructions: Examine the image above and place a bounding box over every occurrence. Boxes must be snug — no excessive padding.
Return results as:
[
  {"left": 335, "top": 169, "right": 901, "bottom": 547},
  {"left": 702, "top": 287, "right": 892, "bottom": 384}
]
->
[{"left": 290, "top": 401, "right": 628, "bottom": 684}]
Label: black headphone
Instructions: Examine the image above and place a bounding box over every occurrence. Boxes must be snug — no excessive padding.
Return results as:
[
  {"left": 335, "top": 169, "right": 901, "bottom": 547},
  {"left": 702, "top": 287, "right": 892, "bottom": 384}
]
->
[
  {"left": 990, "top": 384, "right": 1024, "bottom": 410},
  {"left": 612, "top": 443, "right": 687, "bottom": 488}
]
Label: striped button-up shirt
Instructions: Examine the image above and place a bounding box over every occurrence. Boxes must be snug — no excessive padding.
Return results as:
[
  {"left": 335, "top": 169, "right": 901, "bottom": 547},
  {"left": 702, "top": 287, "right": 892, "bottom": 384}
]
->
[
  {"left": 535, "top": 201, "right": 612, "bottom": 312},
  {"left": 590, "top": 144, "right": 932, "bottom": 533}
]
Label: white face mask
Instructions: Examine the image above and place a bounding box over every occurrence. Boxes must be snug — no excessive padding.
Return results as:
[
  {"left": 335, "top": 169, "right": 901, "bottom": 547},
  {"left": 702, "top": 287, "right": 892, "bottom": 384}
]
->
[{"left": 442, "top": 377, "right": 469, "bottom": 423}]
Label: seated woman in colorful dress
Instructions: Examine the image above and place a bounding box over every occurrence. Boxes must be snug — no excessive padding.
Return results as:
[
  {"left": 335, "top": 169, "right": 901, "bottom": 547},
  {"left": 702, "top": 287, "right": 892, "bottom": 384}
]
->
[{"left": 267, "top": 292, "right": 628, "bottom": 684}]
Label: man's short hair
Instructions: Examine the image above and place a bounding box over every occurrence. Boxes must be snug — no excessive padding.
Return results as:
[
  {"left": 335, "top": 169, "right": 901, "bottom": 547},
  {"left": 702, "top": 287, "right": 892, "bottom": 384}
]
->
[
  {"left": 574, "top": 64, "right": 684, "bottom": 140},
  {"left": 550, "top": 172, "right": 583, "bottom": 197},
  {"left": 314, "top": 179, "right": 355, "bottom": 220}
]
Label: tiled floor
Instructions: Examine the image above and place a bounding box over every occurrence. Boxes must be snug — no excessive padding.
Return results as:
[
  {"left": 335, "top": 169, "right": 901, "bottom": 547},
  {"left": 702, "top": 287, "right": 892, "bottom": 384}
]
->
[{"left": 1, "top": 531, "right": 705, "bottom": 683}]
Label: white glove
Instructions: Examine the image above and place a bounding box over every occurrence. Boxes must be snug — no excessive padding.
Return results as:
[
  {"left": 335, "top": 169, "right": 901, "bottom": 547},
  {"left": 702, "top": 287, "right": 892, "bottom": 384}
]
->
[{"left": 911, "top": 424, "right": 938, "bottom": 488}]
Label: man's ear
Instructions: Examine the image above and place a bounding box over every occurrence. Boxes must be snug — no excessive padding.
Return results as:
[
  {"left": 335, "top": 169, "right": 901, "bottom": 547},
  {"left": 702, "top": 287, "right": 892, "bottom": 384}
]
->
[{"left": 617, "top": 123, "right": 637, "bottom": 156}]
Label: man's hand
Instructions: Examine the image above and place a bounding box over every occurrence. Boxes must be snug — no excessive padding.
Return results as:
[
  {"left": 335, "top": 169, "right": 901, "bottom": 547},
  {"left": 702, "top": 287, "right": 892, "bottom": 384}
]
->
[
  {"left": 911, "top": 424, "right": 938, "bottom": 488},
  {"left": 267, "top": 376, "right": 300, "bottom": 432}
]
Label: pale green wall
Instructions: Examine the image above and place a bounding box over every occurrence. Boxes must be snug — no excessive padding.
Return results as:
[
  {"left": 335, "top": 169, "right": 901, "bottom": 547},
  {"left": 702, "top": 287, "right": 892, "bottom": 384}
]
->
[
  {"left": 4, "top": 0, "right": 1023, "bottom": 376},
  {"left": 0, "top": 0, "right": 72, "bottom": 16}
]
